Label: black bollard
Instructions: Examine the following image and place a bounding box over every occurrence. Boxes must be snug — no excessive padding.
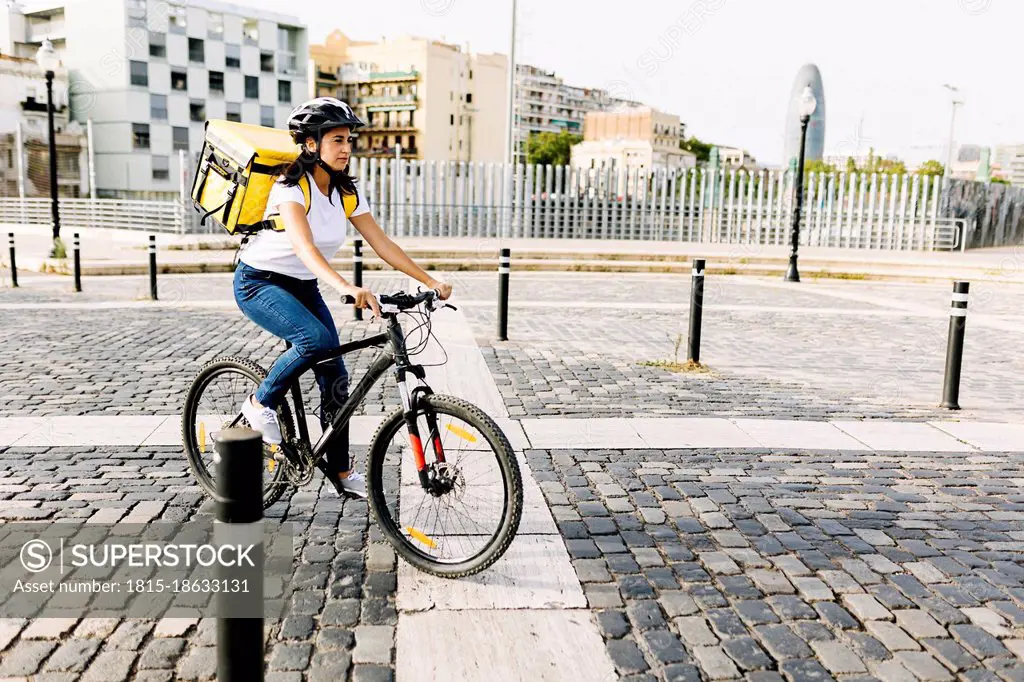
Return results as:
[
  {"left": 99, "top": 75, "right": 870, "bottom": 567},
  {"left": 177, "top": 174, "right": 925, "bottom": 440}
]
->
[
  {"left": 73, "top": 232, "right": 82, "bottom": 293},
  {"left": 353, "top": 239, "right": 363, "bottom": 321},
  {"left": 941, "top": 281, "right": 970, "bottom": 410},
  {"left": 7, "top": 232, "right": 16, "bottom": 288},
  {"left": 214, "top": 427, "right": 264, "bottom": 682},
  {"left": 687, "top": 259, "right": 706, "bottom": 364},
  {"left": 148, "top": 235, "right": 158, "bottom": 301},
  {"left": 498, "top": 247, "right": 510, "bottom": 341}
]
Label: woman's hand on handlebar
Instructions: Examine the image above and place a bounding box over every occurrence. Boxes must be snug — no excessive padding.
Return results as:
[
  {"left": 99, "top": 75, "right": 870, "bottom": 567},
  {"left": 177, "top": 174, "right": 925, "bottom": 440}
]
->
[
  {"left": 341, "top": 285, "right": 381, "bottom": 319},
  {"left": 427, "top": 279, "right": 453, "bottom": 300}
]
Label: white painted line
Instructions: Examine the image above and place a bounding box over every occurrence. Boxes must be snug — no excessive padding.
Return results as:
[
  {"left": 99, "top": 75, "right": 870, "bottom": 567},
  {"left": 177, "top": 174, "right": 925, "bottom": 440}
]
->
[
  {"left": 12, "top": 416, "right": 167, "bottom": 447},
  {"left": 521, "top": 417, "right": 647, "bottom": 449},
  {"left": 397, "top": 610, "right": 616, "bottom": 682},
  {"left": 929, "top": 422, "right": 1024, "bottom": 451},
  {"left": 831, "top": 421, "right": 975, "bottom": 452},
  {"left": 633, "top": 417, "right": 761, "bottom": 449},
  {"left": 731, "top": 419, "right": 870, "bottom": 450},
  {"left": 7, "top": 416, "right": 1020, "bottom": 452},
  {"left": 411, "top": 277, "right": 508, "bottom": 419},
  {"left": 0, "top": 418, "right": 49, "bottom": 446},
  {"left": 397, "top": 535, "right": 586, "bottom": 611}
]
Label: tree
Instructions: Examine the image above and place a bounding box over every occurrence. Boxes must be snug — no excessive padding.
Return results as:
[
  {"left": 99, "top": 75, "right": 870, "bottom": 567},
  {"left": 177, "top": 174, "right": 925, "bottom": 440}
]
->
[
  {"left": 991, "top": 176, "right": 1010, "bottom": 185},
  {"left": 916, "top": 159, "right": 945, "bottom": 177},
  {"left": 680, "top": 136, "right": 712, "bottom": 164},
  {"left": 526, "top": 131, "right": 582, "bottom": 166},
  {"left": 805, "top": 159, "right": 837, "bottom": 174}
]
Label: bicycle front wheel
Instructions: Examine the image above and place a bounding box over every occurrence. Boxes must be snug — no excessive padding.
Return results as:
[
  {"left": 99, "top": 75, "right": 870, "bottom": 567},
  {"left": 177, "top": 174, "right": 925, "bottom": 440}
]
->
[{"left": 366, "top": 394, "right": 523, "bottom": 578}]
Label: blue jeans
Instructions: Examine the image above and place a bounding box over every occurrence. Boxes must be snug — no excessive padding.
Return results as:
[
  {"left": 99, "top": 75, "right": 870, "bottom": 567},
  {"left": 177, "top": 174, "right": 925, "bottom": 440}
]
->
[{"left": 233, "top": 261, "right": 351, "bottom": 475}]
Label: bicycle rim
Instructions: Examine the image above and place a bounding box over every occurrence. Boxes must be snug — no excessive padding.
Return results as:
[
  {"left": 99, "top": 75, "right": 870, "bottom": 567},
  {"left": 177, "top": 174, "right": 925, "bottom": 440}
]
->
[
  {"left": 183, "top": 361, "right": 291, "bottom": 504},
  {"left": 368, "top": 395, "right": 521, "bottom": 575}
]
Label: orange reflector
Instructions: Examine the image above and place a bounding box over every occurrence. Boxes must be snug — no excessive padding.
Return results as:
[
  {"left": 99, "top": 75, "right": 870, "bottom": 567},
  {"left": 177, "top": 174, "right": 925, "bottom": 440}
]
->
[
  {"left": 406, "top": 527, "right": 437, "bottom": 548},
  {"left": 198, "top": 423, "right": 206, "bottom": 454},
  {"left": 446, "top": 424, "right": 476, "bottom": 442}
]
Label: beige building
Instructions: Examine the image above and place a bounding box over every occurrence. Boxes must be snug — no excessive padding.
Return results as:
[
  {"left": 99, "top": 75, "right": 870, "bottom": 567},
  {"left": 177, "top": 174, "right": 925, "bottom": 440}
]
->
[
  {"left": 310, "top": 31, "right": 508, "bottom": 163},
  {"left": 0, "top": 54, "right": 88, "bottom": 198},
  {"left": 572, "top": 106, "right": 693, "bottom": 172},
  {"left": 717, "top": 147, "right": 758, "bottom": 170}
]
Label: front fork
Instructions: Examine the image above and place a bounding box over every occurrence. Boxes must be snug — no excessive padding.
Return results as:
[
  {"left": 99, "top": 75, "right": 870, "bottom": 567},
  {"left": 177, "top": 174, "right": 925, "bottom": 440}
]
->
[{"left": 397, "top": 365, "right": 446, "bottom": 490}]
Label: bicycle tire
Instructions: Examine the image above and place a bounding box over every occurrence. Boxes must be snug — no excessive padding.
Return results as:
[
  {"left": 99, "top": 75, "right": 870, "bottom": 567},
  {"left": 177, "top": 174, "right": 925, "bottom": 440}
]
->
[
  {"left": 366, "top": 394, "right": 523, "bottom": 578},
  {"left": 181, "top": 356, "right": 296, "bottom": 509}
]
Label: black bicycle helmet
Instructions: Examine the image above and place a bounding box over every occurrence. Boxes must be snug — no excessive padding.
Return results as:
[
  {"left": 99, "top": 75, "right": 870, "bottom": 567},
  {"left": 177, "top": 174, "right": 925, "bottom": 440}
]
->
[{"left": 287, "top": 97, "right": 365, "bottom": 143}]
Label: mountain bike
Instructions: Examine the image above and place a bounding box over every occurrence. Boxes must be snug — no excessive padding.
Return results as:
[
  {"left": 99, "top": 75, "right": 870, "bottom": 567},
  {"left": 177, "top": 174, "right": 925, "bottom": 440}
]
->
[{"left": 181, "top": 289, "right": 522, "bottom": 578}]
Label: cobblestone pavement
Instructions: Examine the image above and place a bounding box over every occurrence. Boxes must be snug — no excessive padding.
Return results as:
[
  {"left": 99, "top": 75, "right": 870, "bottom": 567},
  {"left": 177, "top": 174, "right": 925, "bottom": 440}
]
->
[
  {"left": 0, "top": 444, "right": 398, "bottom": 681},
  {"left": 0, "top": 306, "right": 404, "bottom": 418},
  {"left": 531, "top": 446, "right": 1024, "bottom": 682},
  {"left": 5, "top": 272, "right": 1022, "bottom": 421}
]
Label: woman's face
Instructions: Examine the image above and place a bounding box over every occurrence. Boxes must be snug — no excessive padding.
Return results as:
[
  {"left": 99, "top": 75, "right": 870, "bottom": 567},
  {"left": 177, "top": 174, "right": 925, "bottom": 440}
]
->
[{"left": 306, "top": 126, "right": 354, "bottom": 171}]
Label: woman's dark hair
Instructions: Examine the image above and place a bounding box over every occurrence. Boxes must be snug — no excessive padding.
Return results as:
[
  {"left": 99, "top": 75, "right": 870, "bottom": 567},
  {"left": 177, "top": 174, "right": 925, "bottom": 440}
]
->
[{"left": 276, "top": 135, "right": 358, "bottom": 204}]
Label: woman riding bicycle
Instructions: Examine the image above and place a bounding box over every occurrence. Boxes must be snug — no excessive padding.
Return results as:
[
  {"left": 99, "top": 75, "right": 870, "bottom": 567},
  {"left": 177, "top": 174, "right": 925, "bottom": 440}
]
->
[{"left": 234, "top": 97, "right": 452, "bottom": 499}]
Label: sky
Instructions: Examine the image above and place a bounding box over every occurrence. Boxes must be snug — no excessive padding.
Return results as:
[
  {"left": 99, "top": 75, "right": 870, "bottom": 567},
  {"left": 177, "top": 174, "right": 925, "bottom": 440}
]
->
[{"left": 249, "top": 0, "right": 1022, "bottom": 166}]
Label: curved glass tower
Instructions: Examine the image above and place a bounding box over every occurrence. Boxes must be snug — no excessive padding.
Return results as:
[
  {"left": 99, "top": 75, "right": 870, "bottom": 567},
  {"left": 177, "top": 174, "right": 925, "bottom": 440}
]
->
[{"left": 783, "top": 64, "right": 826, "bottom": 167}]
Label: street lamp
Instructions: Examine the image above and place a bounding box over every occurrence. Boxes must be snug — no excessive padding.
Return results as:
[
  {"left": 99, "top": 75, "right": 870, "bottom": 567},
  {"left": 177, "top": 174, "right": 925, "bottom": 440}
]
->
[
  {"left": 785, "top": 85, "right": 817, "bottom": 283},
  {"left": 942, "top": 84, "right": 963, "bottom": 179},
  {"left": 36, "top": 38, "right": 64, "bottom": 258}
]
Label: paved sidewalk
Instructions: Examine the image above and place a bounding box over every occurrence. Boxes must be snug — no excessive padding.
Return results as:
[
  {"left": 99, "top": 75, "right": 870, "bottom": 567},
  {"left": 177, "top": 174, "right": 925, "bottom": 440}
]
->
[{"left": 3, "top": 225, "right": 1023, "bottom": 281}]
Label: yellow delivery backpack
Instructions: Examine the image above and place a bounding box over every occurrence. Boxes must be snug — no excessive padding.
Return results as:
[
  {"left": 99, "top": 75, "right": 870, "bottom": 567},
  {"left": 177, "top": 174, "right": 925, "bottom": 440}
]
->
[{"left": 190, "top": 119, "right": 358, "bottom": 234}]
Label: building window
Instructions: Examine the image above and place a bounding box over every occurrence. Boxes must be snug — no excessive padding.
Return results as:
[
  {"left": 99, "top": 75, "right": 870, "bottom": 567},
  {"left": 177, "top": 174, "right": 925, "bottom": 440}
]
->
[
  {"left": 208, "top": 12, "right": 224, "bottom": 39},
  {"left": 260, "top": 105, "right": 274, "bottom": 127},
  {"left": 152, "top": 155, "right": 169, "bottom": 180},
  {"left": 209, "top": 71, "right": 224, "bottom": 94},
  {"left": 244, "top": 75, "right": 259, "bottom": 99},
  {"left": 408, "top": 135, "right": 416, "bottom": 151},
  {"left": 171, "top": 69, "right": 187, "bottom": 91},
  {"left": 150, "top": 94, "right": 167, "bottom": 120},
  {"left": 225, "top": 44, "right": 241, "bottom": 69},
  {"left": 260, "top": 51, "right": 274, "bottom": 72},
  {"left": 168, "top": 5, "right": 186, "bottom": 34},
  {"left": 132, "top": 123, "right": 150, "bottom": 149},
  {"left": 277, "top": 80, "right": 291, "bottom": 104},
  {"left": 190, "top": 100, "right": 206, "bottom": 122},
  {"left": 226, "top": 102, "right": 241, "bottom": 122},
  {"left": 243, "top": 18, "right": 259, "bottom": 46},
  {"left": 130, "top": 61, "right": 148, "bottom": 87},
  {"left": 189, "top": 38, "right": 204, "bottom": 63},
  {"left": 466, "top": 93, "right": 472, "bottom": 104},
  {"left": 172, "top": 126, "right": 189, "bottom": 151},
  {"left": 127, "top": 0, "right": 146, "bottom": 27},
  {"left": 450, "top": 114, "right": 454, "bottom": 126},
  {"left": 149, "top": 32, "right": 166, "bottom": 58}
]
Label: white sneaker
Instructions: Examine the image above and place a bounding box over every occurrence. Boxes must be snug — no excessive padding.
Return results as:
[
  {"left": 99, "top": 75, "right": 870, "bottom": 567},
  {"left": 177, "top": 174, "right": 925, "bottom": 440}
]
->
[
  {"left": 240, "top": 394, "right": 282, "bottom": 444},
  {"left": 333, "top": 471, "right": 367, "bottom": 499}
]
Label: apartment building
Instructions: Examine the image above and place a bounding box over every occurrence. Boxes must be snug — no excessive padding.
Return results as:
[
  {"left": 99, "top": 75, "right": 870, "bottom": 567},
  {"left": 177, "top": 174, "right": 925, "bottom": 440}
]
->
[
  {"left": 311, "top": 31, "right": 507, "bottom": 163},
  {"left": 572, "top": 106, "right": 693, "bottom": 172},
  {"left": 513, "top": 63, "right": 636, "bottom": 163},
  {"left": 993, "top": 144, "right": 1024, "bottom": 187},
  {"left": 0, "top": 53, "right": 88, "bottom": 197},
  {"left": 1, "top": 0, "right": 307, "bottom": 199}
]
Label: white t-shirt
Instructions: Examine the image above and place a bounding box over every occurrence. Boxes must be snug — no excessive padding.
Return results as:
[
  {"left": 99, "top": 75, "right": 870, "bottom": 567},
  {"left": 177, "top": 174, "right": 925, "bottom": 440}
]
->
[{"left": 239, "top": 173, "right": 370, "bottom": 279}]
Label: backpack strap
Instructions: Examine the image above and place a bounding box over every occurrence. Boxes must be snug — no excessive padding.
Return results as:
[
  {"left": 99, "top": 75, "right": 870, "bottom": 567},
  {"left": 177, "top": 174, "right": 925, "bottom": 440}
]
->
[
  {"left": 342, "top": 191, "right": 358, "bottom": 219},
  {"left": 248, "top": 174, "right": 313, "bottom": 233}
]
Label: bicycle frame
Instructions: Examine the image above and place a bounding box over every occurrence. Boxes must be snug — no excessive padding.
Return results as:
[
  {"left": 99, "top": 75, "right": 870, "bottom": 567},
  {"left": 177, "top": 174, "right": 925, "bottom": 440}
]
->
[{"left": 284, "top": 313, "right": 447, "bottom": 489}]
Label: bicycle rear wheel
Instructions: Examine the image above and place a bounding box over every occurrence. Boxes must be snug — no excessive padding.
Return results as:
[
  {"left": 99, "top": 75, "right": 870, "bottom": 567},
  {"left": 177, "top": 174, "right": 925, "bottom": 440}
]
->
[
  {"left": 181, "top": 357, "right": 295, "bottom": 509},
  {"left": 366, "top": 394, "right": 522, "bottom": 578}
]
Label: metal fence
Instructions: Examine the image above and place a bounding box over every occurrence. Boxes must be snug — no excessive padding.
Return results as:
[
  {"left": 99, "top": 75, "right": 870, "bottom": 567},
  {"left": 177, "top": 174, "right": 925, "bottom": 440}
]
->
[
  {"left": 355, "top": 159, "right": 967, "bottom": 251},
  {"left": 0, "top": 197, "right": 185, "bottom": 233},
  {"left": 4, "top": 161, "right": 1012, "bottom": 251}
]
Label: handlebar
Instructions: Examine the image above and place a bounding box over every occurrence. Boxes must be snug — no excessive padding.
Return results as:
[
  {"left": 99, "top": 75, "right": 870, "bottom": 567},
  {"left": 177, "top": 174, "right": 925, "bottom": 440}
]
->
[{"left": 342, "top": 289, "right": 456, "bottom": 315}]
